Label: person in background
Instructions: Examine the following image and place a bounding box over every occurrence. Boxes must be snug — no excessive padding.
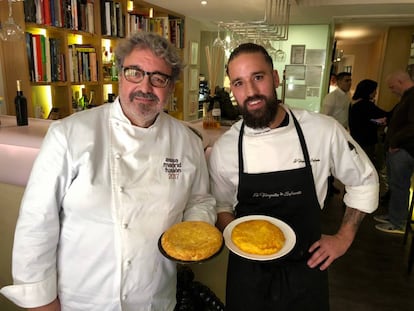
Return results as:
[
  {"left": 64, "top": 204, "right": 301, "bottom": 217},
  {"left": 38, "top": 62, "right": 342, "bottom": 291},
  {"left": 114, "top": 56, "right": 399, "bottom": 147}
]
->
[
  {"left": 349, "top": 79, "right": 387, "bottom": 167},
  {"left": 322, "top": 71, "right": 352, "bottom": 129},
  {"left": 208, "top": 43, "right": 379, "bottom": 311},
  {"left": 374, "top": 70, "right": 414, "bottom": 234},
  {"left": 329, "top": 73, "right": 337, "bottom": 93},
  {"left": 322, "top": 71, "right": 353, "bottom": 195},
  {"left": 0, "top": 32, "right": 216, "bottom": 310}
]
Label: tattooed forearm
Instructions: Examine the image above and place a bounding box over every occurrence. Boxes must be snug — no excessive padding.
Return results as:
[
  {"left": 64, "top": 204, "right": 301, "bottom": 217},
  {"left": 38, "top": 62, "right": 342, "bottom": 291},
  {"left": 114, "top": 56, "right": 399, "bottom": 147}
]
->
[{"left": 342, "top": 206, "right": 365, "bottom": 230}]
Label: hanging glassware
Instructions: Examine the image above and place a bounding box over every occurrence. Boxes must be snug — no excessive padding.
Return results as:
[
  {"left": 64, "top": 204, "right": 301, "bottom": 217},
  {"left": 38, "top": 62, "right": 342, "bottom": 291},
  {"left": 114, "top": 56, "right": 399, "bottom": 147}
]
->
[
  {"left": 218, "top": 0, "right": 290, "bottom": 42},
  {"left": 0, "top": 0, "right": 25, "bottom": 42},
  {"left": 263, "top": 39, "right": 276, "bottom": 55},
  {"left": 212, "top": 22, "right": 224, "bottom": 49},
  {"left": 274, "top": 41, "right": 286, "bottom": 62}
]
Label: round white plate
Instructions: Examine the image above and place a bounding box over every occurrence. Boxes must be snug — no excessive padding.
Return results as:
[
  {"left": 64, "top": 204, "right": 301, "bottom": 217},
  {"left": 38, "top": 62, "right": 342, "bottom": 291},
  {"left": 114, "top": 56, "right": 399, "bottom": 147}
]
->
[{"left": 223, "top": 215, "right": 296, "bottom": 261}]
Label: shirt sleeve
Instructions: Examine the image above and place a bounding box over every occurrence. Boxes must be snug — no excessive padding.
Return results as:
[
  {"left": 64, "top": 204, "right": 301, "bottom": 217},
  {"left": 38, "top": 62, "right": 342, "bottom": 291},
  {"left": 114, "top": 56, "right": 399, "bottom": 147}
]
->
[
  {"left": 322, "top": 93, "right": 335, "bottom": 116},
  {"left": 182, "top": 136, "right": 217, "bottom": 225},
  {"left": 0, "top": 121, "right": 71, "bottom": 307},
  {"left": 330, "top": 122, "right": 379, "bottom": 214},
  {"left": 208, "top": 137, "right": 237, "bottom": 215}
]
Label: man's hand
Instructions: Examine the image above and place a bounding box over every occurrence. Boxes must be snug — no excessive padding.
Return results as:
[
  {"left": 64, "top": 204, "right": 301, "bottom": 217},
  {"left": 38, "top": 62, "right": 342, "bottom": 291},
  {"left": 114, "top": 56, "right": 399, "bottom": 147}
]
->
[
  {"left": 307, "top": 207, "right": 365, "bottom": 271},
  {"left": 216, "top": 212, "right": 235, "bottom": 232},
  {"left": 307, "top": 233, "right": 352, "bottom": 270},
  {"left": 28, "top": 298, "right": 60, "bottom": 311}
]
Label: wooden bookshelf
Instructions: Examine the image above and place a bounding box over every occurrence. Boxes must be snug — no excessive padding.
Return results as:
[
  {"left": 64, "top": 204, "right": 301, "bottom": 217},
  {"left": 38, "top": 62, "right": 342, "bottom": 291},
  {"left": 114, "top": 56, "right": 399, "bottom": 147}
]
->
[
  {"left": 0, "top": 0, "right": 126, "bottom": 118},
  {"left": 0, "top": 0, "right": 187, "bottom": 120}
]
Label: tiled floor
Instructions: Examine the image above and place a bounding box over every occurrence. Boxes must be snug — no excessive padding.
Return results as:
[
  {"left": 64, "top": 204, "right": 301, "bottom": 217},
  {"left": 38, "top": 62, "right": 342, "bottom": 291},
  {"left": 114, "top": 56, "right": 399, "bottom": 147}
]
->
[{"left": 323, "top": 183, "right": 414, "bottom": 311}]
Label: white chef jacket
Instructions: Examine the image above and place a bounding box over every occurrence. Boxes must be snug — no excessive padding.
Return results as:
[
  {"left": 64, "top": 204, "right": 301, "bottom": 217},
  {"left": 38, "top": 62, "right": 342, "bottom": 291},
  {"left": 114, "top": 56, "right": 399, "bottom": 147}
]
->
[
  {"left": 208, "top": 106, "right": 379, "bottom": 215},
  {"left": 0, "top": 100, "right": 216, "bottom": 311},
  {"left": 322, "top": 87, "right": 351, "bottom": 128}
]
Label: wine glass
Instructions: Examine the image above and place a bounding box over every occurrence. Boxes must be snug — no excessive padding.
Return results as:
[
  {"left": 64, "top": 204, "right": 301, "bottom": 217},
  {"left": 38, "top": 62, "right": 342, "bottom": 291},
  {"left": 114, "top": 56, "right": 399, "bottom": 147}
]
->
[
  {"left": 212, "top": 23, "right": 224, "bottom": 49},
  {"left": 263, "top": 39, "right": 276, "bottom": 54},
  {"left": 274, "top": 41, "right": 286, "bottom": 62},
  {"left": 0, "top": 0, "right": 25, "bottom": 42}
]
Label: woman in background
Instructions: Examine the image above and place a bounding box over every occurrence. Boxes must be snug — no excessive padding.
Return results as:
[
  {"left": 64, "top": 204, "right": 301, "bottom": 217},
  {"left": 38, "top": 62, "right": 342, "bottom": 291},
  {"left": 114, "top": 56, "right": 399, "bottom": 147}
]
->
[{"left": 349, "top": 79, "right": 388, "bottom": 167}]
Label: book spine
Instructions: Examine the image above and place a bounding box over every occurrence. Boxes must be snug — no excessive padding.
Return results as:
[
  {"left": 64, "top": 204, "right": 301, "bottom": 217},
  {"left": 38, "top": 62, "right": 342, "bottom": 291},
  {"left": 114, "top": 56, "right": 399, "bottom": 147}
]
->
[
  {"left": 41, "top": 0, "right": 51, "bottom": 25},
  {"left": 25, "top": 33, "right": 36, "bottom": 82},
  {"left": 89, "top": 52, "right": 97, "bottom": 81},
  {"left": 32, "top": 35, "right": 43, "bottom": 82}
]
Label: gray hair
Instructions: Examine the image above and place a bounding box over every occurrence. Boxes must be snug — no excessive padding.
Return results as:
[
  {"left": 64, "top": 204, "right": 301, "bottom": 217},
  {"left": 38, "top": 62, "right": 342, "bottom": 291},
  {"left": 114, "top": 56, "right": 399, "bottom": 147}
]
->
[
  {"left": 387, "top": 70, "right": 412, "bottom": 83},
  {"left": 114, "top": 31, "right": 184, "bottom": 83}
]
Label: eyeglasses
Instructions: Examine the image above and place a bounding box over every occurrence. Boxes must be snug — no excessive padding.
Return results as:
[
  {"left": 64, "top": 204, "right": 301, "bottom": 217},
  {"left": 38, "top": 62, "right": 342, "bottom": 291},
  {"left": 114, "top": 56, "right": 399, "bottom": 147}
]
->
[{"left": 122, "top": 66, "right": 171, "bottom": 88}]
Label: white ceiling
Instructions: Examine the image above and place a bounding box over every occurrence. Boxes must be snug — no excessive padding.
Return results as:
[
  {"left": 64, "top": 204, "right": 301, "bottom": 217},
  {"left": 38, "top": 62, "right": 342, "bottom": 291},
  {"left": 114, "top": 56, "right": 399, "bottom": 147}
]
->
[{"left": 144, "top": 0, "right": 414, "bottom": 43}]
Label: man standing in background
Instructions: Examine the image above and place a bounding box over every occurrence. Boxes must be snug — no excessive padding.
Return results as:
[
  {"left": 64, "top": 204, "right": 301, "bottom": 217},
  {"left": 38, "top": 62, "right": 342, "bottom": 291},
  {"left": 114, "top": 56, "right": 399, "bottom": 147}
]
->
[
  {"left": 322, "top": 71, "right": 352, "bottom": 129},
  {"left": 375, "top": 70, "right": 414, "bottom": 234},
  {"left": 322, "top": 71, "right": 352, "bottom": 194}
]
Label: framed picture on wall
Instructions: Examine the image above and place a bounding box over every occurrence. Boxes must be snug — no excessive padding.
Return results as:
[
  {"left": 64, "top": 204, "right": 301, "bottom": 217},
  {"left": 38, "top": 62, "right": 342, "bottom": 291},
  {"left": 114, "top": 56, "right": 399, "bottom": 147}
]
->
[
  {"left": 290, "top": 45, "right": 305, "bottom": 64},
  {"left": 285, "top": 65, "right": 306, "bottom": 80},
  {"left": 189, "top": 68, "right": 199, "bottom": 91},
  {"left": 188, "top": 92, "right": 198, "bottom": 117},
  {"left": 189, "top": 41, "right": 199, "bottom": 66}
]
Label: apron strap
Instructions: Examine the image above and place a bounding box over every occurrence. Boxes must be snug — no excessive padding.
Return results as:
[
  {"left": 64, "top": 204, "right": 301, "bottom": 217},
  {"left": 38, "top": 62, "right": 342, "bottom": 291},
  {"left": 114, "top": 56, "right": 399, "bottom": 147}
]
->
[{"left": 290, "top": 110, "right": 311, "bottom": 168}]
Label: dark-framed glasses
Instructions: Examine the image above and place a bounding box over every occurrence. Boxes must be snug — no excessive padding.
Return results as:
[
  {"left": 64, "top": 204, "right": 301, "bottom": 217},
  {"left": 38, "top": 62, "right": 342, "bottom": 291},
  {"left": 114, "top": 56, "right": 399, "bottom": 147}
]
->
[{"left": 122, "top": 66, "right": 171, "bottom": 88}]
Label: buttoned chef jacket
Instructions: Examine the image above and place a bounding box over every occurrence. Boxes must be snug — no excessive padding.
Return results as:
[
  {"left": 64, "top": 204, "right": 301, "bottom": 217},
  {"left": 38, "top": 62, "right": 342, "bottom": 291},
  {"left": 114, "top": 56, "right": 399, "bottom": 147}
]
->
[
  {"left": 209, "top": 106, "right": 379, "bottom": 216},
  {"left": 0, "top": 100, "right": 216, "bottom": 311}
]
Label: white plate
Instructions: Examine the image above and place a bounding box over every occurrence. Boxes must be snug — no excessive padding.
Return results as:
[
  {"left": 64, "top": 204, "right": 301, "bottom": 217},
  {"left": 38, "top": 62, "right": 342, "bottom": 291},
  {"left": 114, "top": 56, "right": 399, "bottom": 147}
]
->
[{"left": 223, "top": 215, "right": 296, "bottom": 261}]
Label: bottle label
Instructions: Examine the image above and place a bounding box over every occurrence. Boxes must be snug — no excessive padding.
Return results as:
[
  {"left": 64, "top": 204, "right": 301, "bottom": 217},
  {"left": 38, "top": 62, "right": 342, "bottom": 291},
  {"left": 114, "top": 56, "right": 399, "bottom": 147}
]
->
[{"left": 212, "top": 108, "right": 221, "bottom": 117}]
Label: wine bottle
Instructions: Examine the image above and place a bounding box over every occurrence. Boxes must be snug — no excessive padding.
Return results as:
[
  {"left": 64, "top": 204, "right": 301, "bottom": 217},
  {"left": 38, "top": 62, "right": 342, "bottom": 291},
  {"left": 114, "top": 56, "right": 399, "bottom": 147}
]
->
[
  {"left": 72, "top": 91, "right": 79, "bottom": 110},
  {"left": 15, "top": 80, "right": 28, "bottom": 126},
  {"left": 212, "top": 100, "right": 221, "bottom": 128},
  {"left": 88, "top": 90, "right": 95, "bottom": 108},
  {"left": 79, "top": 88, "right": 88, "bottom": 110},
  {"left": 110, "top": 47, "right": 118, "bottom": 81}
]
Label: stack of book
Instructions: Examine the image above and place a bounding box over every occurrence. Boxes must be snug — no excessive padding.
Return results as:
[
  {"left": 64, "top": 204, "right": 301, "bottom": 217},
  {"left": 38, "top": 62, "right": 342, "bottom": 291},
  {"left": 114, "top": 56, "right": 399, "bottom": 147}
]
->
[
  {"left": 25, "top": 33, "right": 66, "bottom": 83},
  {"left": 24, "top": 0, "right": 95, "bottom": 33},
  {"left": 68, "top": 44, "right": 98, "bottom": 83},
  {"left": 101, "top": 0, "right": 125, "bottom": 37},
  {"left": 127, "top": 12, "right": 184, "bottom": 48}
]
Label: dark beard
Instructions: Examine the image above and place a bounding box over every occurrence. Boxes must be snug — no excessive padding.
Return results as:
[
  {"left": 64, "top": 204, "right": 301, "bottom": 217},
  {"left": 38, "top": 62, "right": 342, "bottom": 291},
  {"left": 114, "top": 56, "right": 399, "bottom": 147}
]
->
[{"left": 240, "top": 94, "right": 279, "bottom": 129}]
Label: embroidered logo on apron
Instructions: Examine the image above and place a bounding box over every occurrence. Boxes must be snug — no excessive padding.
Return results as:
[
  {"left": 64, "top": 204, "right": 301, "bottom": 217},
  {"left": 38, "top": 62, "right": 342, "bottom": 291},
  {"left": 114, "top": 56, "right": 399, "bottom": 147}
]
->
[{"left": 252, "top": 191, "right": 303, "bottom": 199}]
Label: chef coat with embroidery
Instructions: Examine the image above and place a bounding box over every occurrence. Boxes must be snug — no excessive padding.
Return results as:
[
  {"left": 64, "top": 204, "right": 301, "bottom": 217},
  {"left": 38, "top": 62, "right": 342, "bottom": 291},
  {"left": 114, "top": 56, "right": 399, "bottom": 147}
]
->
[
  {"left": 209, "top": 106, "right": 379, "bottom": 215},
  {"left": 0, "top": 100, "right": 216, "bottom": 311}
]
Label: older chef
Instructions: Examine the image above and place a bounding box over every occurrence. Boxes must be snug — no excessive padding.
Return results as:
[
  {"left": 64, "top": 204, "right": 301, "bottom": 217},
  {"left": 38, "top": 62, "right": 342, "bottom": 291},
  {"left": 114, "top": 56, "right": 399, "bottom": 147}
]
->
[{"left": 0, "top": 32, "right": 216, "bottom": 311}]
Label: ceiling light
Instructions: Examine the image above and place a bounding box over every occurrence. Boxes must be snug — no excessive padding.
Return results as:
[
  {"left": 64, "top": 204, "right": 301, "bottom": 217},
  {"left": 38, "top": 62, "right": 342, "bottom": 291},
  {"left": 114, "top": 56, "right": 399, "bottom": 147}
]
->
[{"left": 201, "top": 0, "right": 207, "bottom": 5}]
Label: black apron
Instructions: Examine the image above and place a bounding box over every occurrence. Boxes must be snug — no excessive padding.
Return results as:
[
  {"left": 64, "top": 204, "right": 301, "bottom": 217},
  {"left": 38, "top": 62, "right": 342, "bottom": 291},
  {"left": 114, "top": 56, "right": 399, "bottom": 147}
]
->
[{"left": 226, "top": 111, "right": 329, "bottom": 311}]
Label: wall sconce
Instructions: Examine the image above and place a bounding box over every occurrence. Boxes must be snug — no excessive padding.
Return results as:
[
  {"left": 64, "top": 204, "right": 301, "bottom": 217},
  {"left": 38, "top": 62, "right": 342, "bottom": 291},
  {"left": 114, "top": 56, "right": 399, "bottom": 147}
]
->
[
  {"left": 0, "top": 0, "right": 25, "bottom": 42},
  {"left": 334, "top": 49, "right": 344, "bottom": 62}
]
